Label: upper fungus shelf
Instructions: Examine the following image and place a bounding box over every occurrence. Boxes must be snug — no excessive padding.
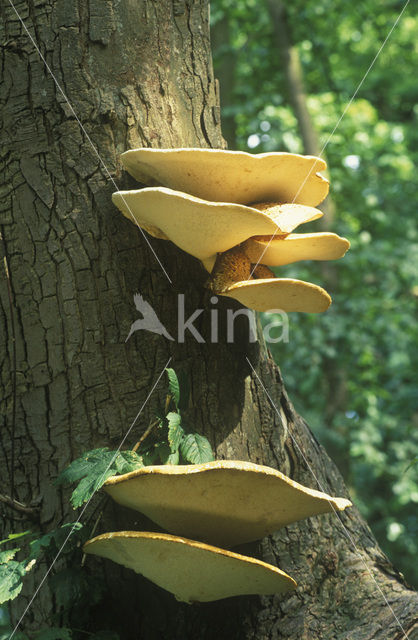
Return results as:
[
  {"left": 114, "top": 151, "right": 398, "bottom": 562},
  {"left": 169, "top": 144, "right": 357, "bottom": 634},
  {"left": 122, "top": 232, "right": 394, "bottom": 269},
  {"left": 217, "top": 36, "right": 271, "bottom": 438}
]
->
[
  {"left": 120, "top": 147, "right": 329, "bottom": 206},
  {"left": 103, "top": 460, "right": 351, "bottom": 547}
]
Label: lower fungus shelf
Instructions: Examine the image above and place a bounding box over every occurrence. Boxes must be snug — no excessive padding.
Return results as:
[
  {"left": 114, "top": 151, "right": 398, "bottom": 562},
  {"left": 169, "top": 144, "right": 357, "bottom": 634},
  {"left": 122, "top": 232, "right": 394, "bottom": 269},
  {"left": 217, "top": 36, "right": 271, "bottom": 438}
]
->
[{"left": 83, "top": 531, "right": 297, "bottom": 603}]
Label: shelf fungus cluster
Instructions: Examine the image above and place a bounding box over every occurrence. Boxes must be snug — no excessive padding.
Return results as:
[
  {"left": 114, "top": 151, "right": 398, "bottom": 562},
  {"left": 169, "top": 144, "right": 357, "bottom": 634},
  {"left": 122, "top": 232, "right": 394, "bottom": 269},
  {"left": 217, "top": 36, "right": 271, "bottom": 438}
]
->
[
  {"left": 112, "top": 148, "right": 350, "bottom": 312},
  {"left": 84, "top": 460, "right": 351, "bottom": 603}
]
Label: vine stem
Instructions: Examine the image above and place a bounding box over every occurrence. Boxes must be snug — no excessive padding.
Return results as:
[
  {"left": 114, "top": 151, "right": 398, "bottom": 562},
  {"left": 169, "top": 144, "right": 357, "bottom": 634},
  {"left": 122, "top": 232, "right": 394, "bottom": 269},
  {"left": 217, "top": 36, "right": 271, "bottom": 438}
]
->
[
  {"left": 0, "top": 493, "right": 39, "bottom": 515},
  {"left": 132, "top": 394, "right": 172, "bottom": 452},
  {"left": 132, "top": 418, "right": 160, "bottom": 452}
]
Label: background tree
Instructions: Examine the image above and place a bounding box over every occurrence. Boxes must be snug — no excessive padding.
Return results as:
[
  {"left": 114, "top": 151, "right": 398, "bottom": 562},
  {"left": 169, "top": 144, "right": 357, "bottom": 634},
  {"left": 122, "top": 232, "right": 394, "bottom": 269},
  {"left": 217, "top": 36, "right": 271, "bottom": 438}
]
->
[
  {"left": 1, "top": 0, "right": 417, "bottom": 638},
  {"left": 212, "top": 0, "right": 418, "bottom": 588}
]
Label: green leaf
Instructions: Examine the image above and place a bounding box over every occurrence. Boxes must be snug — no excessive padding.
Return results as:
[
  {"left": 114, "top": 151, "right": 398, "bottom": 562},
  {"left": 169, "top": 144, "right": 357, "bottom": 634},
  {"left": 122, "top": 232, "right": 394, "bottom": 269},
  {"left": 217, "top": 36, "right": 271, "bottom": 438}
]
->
[
  {"left": 57, "top": 448, "right": 145, "bottom": 508},
  {"left": 180, "top": 434, "right": 214, "bottom": 464},
  {"left": 34, "top": 629, "right": 72, "bottom": 640},
  {"left": 0, "top": 549, "right": 19, "bottom": 564},
  {"left": 89, "top": 632, "right": 120, "bottom": 640},
  {"left": 55, "top": 449, "right": 110, "bottom": 486},
  {"left": 167, "top": 412, "right": 184, "bottom": 454},
  {"left": 0, "top": 631, "right": 28, "bottom": 640},
  {"left": 29, "top": 523, "right": 83, "bottom": 560},
  {"left": 166, "top": 368, "right": 180, "bottom": 407},
  {"left": 70, "top": 465, "right": 115, "bottom": 509},
  {"left": 153, "top": 442, "right": 171, "bottom": 464},
  {"left": 0, "top": 531, "right": 33, "bottom": 547},
  {"left": 166, "top": 450, "right": 180, "bottom": 465},
  {"left": 141, "top": 447, "right": 159, "bottom": 466},
  {"left": 114, "top": 450, "right": 144, "bottom": 475},
  {"left": 0, "top": 560, "right": 26, "bottom": 604}
]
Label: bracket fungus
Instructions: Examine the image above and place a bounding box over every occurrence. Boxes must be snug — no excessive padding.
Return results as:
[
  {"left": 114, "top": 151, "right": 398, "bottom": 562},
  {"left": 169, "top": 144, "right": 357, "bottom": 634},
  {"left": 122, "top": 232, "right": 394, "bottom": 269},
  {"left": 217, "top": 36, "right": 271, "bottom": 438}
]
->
[
  {"left": 120, "top": 147, "right": 329, "bottom": 206},
  {"left": 103, "top": 460, "right": 352, "bottom": 547},
  {"left": 111, "top": 187, "right": 322, "bottom": 263},
  {"left": 81, "top": 150, "right": 354, "bottom": 604},
  {"left": 84, "top": 461, "right": 351, "bottom": 601},
  {"left": 218, "top": 278, "right": 332, "bottom": 313},
  {"left": 83, "top": 531, "right": 297, "bottom": 603},
  {"left": 113, "top": 147, "right": 350, "bottom": 313},
  {"left": 242, "top": 232, "right": 351, "bottom": 267}
]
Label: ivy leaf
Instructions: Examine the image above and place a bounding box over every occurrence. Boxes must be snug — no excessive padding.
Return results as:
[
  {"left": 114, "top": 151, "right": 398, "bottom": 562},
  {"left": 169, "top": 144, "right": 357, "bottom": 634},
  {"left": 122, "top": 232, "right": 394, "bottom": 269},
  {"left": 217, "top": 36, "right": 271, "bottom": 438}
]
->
[
  {"left": 167, "top": 412, "right": 185, "bottom": 454},
  {"left": 180, "top": 434, "right": 214, "bottom": 464},
  {"left": 34, "top": 629, "right": 72, "bottom": 640},
  {"left": 166, "top": 368, "right": 180, "bottom": 408},
  {"left": 0, "top": 557, "right": 26, "bottom": 604}
]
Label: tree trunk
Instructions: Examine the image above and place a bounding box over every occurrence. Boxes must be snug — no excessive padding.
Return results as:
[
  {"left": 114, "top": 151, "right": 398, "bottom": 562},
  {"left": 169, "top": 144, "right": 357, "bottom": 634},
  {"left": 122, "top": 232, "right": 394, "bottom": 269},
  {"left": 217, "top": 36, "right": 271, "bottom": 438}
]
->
[{"left": 1, "top": 1, "right": 417, "bottom": 638}]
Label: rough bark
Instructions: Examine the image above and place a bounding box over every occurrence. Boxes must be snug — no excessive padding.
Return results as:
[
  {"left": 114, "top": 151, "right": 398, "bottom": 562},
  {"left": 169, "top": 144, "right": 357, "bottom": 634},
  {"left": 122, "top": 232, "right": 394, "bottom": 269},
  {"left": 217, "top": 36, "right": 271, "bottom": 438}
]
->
[{"left": 0, "top": 1, "right": 417, "bottom": 638}]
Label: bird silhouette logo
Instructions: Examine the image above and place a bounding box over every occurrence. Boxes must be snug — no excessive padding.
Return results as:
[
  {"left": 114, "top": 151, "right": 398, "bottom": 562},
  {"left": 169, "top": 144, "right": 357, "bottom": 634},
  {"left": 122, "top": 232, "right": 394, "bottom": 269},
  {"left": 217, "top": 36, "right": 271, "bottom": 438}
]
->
[{"left": 126, "top": 292, "right": 174, "bottom": 342}]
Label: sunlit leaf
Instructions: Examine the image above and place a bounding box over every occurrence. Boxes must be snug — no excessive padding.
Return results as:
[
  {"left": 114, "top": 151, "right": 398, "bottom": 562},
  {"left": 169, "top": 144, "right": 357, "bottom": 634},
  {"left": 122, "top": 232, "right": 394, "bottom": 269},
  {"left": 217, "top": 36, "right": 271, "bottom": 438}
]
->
[
  {"left": 57, "top": 449, "right": 144, "bottom": 508},
  {"left": 180, "top": 434, "right": 214, "bottom": 464},
  {"left": 0, "top": 531, "right": 33, "bottom": 547},
  {"left": 0, "top": 559, "right": 26, "bottom": 604},
  {"left": 166, "top": 368, "right": 180, "bottom": 407},
  {"left": 167, "top": 412, "right": 185, "bottom": 453}
]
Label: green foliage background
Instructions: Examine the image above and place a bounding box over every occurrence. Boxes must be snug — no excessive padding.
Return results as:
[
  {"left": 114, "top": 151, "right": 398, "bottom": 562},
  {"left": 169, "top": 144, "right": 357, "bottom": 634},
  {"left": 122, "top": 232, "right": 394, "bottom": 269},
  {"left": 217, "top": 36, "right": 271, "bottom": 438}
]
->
[{"left": 211, "top": 0, "right": 418, "bottom": 586}]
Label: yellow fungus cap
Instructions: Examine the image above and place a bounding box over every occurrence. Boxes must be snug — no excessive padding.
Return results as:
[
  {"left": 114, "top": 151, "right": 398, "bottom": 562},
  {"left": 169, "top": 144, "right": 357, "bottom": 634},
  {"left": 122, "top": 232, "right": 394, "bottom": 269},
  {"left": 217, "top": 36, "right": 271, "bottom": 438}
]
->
[
  {"left": 222, "top": 278, "right": 332, "bottom": 313},
  {"left": 83, "top": 531, "right": 297, "bottom": 603},
  {"left": 243, "top": 232, "right": 351, "bottom": 266},
  {"left": 120, "top": 148, "right": 329, "bottom": 206},
  {"left": 112, "top": 187, "right": 322, "bottom": 261},
  {"left": 104, "top": 460, "right": 351, "bottom": 547}
]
